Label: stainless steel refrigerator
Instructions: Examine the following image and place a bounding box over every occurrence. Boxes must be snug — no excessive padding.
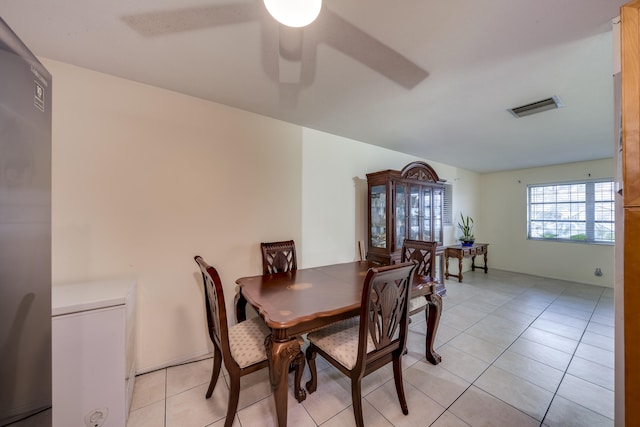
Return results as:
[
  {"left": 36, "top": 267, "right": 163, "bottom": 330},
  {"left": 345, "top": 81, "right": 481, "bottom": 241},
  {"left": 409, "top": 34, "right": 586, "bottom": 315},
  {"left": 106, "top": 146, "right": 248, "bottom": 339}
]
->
[{"left": 0, "top": 17, "right": 52, "bottom": 426}]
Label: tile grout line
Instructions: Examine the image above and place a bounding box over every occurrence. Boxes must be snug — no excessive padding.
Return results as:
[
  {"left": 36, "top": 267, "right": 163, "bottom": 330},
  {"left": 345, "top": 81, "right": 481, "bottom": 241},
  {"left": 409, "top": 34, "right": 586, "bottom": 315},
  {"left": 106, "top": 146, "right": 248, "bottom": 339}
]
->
[
  {"left": 429, "top": 281, "right": 556, "bottom": 425},
  {"left": 538, "top": 286, "right": 613, "bottom": 425},
  {"left": 432, "top": 278, "right": 589, "bottom": 426}
]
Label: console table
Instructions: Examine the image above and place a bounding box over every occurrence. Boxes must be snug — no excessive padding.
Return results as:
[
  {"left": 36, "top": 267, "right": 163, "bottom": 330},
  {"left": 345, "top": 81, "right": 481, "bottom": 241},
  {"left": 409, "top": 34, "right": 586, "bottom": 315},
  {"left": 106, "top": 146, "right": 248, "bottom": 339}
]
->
[{"left": 445, "top": 243, "right": 489, "bottom": 282}]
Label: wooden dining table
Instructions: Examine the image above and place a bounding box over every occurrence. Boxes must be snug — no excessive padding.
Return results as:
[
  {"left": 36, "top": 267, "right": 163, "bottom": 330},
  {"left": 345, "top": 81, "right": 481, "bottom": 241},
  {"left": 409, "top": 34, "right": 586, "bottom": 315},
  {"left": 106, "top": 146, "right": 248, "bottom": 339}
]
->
[{"left": 235, "top": 260, "right": 442, "bottom": 427}]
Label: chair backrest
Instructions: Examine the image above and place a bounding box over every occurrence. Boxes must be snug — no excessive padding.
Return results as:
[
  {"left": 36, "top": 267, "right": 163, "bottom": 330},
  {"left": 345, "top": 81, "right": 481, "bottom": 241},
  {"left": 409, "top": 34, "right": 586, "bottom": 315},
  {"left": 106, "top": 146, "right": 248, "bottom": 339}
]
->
[
  {"left": 355, "top": 261, "right": 416, "bottom": 372},
  {"left": 260, "top": 240, "right": 297, "bottom": 275},
  {"left": 194, "top": 256, "right": 232, "bottom": 362},
  {"left": 400, "top": 239, "right": 437, "bottom": 279}
]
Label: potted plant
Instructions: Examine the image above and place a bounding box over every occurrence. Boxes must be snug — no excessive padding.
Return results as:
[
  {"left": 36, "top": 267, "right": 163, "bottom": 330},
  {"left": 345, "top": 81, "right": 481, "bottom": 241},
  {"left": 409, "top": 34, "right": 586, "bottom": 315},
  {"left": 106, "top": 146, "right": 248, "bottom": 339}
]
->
[{"left": 458, "top": 213, "right": 475, "bottom": 246}]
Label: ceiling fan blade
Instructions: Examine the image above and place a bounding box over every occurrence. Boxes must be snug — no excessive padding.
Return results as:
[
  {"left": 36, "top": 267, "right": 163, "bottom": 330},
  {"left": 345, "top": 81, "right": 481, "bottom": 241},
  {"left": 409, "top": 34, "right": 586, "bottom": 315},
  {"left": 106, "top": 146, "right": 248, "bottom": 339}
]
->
[
  {"left": 318, "top": 9, "right": 428, "bottom": 89},
  {"left": 121, "top": 3, "right": 261, "bottom": 36}
]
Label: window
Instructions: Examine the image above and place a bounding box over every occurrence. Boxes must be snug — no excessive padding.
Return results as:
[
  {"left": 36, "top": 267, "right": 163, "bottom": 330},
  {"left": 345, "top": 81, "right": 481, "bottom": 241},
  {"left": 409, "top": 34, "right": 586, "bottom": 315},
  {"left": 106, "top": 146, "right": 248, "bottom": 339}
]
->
[
  {"left": 443, "top": 183, "right": 453, "bottom": 226},
  {"left": 528, "top": 180, "right": 614, "bottom": 244}
]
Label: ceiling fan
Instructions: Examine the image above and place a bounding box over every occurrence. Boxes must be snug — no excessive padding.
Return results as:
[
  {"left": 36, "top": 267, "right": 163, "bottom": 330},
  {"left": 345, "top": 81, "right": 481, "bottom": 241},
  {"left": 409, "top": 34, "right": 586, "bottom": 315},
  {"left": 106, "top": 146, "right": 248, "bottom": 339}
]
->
[{"left": 122, "top": 1, "right": 428, "bottom": 106}]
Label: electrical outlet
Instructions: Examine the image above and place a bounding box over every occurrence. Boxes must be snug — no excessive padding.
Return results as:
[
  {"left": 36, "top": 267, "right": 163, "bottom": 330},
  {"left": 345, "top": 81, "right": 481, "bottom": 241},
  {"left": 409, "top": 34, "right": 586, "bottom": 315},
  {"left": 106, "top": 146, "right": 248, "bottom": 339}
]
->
[
  {"left": 84, "top": 408, "right": 108, "bottom": 427},
  {"left": 595, "top": 268, "right": 603, "bottom": 277}
]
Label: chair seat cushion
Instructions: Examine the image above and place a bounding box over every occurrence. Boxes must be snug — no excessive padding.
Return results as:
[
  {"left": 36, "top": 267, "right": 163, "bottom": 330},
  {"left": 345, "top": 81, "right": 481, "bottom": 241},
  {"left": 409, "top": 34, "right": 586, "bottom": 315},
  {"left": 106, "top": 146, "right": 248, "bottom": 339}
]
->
[
  {"left": 306, "top": 317, "right": 375, "bottom": 370},
  {"left": 409, "top": 296, "right": 428, "bottom": 313},
  {"left": 229, "top": 316, "right": 270, "bottom": 368}
]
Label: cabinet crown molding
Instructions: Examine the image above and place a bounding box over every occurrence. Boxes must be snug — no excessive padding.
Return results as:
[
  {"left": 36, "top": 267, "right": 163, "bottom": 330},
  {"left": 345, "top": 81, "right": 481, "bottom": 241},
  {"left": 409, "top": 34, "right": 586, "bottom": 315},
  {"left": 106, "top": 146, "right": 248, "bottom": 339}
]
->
[{"left": 400, "top": 161, "right": 445, "bottom": 184}]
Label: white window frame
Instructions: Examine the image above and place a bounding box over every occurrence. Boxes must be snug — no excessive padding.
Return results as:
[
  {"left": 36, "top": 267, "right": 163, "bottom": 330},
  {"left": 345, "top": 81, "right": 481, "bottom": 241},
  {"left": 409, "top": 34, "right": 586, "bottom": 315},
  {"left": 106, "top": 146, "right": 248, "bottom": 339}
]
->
[
  {"left": 443, "top": 183, "right": 453, "bottom": 226},
  {"left": 527, "top": 179, "right": 615, "bottom": 245}
]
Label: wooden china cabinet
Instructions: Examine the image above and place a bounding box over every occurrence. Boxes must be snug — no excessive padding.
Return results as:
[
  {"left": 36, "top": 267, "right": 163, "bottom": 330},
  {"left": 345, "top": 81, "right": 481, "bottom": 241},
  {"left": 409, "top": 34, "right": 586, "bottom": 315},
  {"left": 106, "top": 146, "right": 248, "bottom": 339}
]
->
[{"left": 366, "top": 161, "right": 446, "bottom": 294}]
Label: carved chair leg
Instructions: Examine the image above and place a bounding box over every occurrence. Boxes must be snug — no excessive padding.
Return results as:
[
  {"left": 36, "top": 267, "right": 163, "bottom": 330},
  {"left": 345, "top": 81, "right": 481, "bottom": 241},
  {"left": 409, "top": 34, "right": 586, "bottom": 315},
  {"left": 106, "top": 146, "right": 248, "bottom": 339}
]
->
[
  {"left": 206, "top": 347, "right": 223, "bottom": 398},
  {"left": 305, "top": 345, "right": 318, "bottom": 394},
  {"left": 351, "top": 379, "right": 364, "bottom": 427},
  {"left": 225, "top": 375, "right": 241, "bottom": 427},
  {"left": 392, "top": 354, "right": 408, "bottom": 415}
]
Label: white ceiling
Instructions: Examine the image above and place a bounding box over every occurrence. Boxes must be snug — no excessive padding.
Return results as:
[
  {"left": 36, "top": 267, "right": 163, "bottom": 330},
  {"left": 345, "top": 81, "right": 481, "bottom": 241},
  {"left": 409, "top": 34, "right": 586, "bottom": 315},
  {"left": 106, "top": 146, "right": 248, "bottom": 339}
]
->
[{"left": 0, "top": 0, "right": 625, "bottom": 173}]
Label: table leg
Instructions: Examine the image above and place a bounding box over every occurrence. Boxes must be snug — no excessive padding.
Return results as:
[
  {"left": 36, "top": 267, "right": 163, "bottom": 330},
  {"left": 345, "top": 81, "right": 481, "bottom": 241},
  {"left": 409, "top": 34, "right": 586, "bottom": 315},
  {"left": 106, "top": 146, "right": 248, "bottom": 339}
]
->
[
  {"left": 425, "top": 291, "right": 442, "bottom": 365},
  {"left": 483, "top": 252, "right": 488, "bottom": 273},
  {"left": 234, "top": 291, "right": 247, "bottom": 322},
  {"left": 445, "top": 254, "right": 450, "bottom": 279},
  {"left": 457, "top": 255, "right": 463, "bottom": 282},
  {"left": 471, "top": 255, "right": 476, "bottom": 271},
  {"left": 265, "top": 335, "right": 304, "bottom": 427}
]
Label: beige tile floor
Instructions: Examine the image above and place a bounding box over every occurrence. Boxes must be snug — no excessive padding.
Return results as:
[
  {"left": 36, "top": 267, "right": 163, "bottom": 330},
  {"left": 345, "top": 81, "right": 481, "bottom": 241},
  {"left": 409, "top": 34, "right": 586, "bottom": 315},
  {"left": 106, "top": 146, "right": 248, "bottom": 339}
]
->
[{"left": 127, "top": 269, "right": 615, "bottom": 427}]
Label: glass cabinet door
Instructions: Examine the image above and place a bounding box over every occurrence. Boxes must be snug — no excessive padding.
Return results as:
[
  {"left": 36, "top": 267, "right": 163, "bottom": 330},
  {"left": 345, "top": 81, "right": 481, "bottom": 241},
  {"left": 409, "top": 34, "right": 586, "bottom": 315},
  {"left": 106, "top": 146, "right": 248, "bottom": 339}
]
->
[
  {"left": 433, "top": 187, "right": 443, "bottom": 243},
  {"left": 370, "top": 184, "right": 387, "bottom": 248},
  {"left": 422, "top": 186, "right": 432, "bottom": 241},
  {"left": 409, "top": 185, "right": 420, "bottom": 240},
  {"left": 395, "top": 184, "right": 407, "bottom": 250},
  {"left": 367, "top": 163, "right": 445, "bottom": 268}
]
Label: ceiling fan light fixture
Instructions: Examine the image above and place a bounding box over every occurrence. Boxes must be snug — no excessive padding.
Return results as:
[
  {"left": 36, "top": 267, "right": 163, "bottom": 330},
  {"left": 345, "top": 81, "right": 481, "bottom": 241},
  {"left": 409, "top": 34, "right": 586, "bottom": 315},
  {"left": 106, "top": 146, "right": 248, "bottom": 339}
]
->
[{"left": 264, "top": 0, "right": 322, "bottom": 28}]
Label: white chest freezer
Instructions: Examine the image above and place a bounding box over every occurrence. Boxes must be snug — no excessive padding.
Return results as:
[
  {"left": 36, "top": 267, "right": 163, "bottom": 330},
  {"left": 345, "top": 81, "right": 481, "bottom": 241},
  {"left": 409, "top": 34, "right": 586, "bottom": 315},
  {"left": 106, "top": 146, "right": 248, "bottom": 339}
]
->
[{"left": 52, "top": 279, "right": 136, "bottom": 427}]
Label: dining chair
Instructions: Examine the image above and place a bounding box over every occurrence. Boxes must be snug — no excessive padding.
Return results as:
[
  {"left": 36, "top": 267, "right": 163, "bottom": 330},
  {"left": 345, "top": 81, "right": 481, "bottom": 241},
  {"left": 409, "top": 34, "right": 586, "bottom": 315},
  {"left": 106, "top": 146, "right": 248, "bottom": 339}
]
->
[
  {"left": 400, "top": 239, "right": 439, "bottom": 316},
  {"left": 234, "top": 240, "right": 298, "bottom": 321},
  {"left": 400, "top": 239, "right": 443, "bottom": 364},
  {"left": 259, "top": 240, "right": 308, "bottom": 386},
  {"left": 194, "top": 256, "right": 305, "bottom": 427},
  {"left": 260, "top": 240, "right": 297, "bottom": 274},
  {"left": 305, "top": 261, "right": 417, "bottom": 427}
]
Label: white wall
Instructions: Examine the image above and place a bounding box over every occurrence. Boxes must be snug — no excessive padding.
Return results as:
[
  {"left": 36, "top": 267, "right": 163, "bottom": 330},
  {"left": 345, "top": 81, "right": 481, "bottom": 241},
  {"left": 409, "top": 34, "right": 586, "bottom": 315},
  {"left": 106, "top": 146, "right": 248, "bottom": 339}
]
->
[
  {"left": 441, "top": 167, "right": 482, "bottom": 246},
  {"left": 300, "top": 130, "right": 418, "bottom": 267},
  {"left": 46, "top": 59, "right": 478, "bottom": 372},
  {"left": 47, "top": 59, "right": 304, "bottom": 372},
  {"left": 300, "top": 130, "right": 479, "bottom": 267},
  {"left": 479, "top": 159, "right": 615, "bottom": 287}
]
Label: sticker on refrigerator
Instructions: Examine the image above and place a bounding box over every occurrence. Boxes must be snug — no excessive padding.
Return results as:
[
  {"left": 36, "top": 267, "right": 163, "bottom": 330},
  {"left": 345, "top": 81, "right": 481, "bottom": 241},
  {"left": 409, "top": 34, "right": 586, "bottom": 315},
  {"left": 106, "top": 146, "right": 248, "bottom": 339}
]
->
[{"left": 34, "top": 81, "right": 44, "bottom": 112}]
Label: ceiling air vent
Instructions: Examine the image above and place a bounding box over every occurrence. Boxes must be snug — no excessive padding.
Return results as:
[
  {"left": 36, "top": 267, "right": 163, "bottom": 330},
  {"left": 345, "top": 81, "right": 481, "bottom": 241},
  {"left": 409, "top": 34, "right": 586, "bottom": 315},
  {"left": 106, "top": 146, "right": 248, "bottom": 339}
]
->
[{"left": 509, "top": 96, "right": 563, "bottom": 118}]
